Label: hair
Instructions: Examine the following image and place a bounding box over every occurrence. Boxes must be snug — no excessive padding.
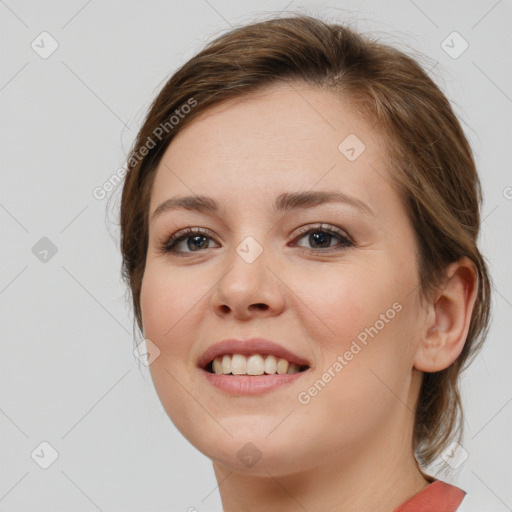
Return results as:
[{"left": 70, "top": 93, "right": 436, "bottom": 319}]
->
[{"left": 117, "top": 13, "right": 491, "bottom": 470}]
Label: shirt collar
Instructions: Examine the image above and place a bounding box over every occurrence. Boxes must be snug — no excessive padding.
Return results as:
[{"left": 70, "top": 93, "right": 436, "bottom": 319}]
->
[{"left": 393, "top": 479, "right": 466, "bottom": 512}]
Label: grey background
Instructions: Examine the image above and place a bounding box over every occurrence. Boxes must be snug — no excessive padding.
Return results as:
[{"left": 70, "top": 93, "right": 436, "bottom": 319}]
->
[{"left": 1, "top": 0, "right": 511, "bottom": 510}]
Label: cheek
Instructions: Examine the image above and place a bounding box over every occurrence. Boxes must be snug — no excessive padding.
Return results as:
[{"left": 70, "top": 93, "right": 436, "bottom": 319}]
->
[
  {"left": 139, "top": 264, "right": 204, "bottom": 437},
  {"left": 296, "top": 299, "right": 415, "bottom": 453},
  {"left": 297, "top": 256, "right": 416, "bottom": 379},
  {"left": 293, "top": 265, "right": 388, "bottom": 352},
  {"left": 314, "top": 282, "right": 417, "bottom": 418},
  {"left": 140, "top": 262, "right": 203, "bottom": 332},
  {"left": 140, "top": 268, "right": 172, "bottom": 337}
]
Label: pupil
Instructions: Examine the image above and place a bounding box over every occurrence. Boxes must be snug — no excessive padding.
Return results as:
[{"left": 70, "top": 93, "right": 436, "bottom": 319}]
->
[
  {"left": 310, "top": 232, "right": 330, "bottom": 248},
  {"left": 188, "top": 236, "right": 207, "bottom": 251}
]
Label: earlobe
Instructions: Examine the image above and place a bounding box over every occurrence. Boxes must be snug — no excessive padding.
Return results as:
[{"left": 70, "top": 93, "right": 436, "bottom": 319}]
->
[{"left": 413, "top": 257, "right": 478, "bottom": 373}]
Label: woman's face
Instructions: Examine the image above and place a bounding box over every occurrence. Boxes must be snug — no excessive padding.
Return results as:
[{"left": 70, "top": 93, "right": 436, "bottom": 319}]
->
[{"left": 140, "top": 82, "right": 426, "bottom": 475}]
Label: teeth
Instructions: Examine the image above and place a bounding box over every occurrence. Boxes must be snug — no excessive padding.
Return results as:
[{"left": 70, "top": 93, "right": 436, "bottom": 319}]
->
[
  {"left": 276, "top": 358, "right": 289, "bottom": 375},
  {"left": 288, "top": 362, "right": 300, "bottom": 374},
  {"left": 210, "top": 354, "right": 305, "bottom": 376},
  {"left": 247, "top": 355, "right": 265, "bottom": 375},
  {"left": 212, "top": 358, "right": 222, "bottom": 374},
  {"left": 264, "top": 355, "right": 277, "bottom": 374},
  {"left": 231, "top": 354, "right": 246, "bottom": 375},
  {"left": 221, "top": 354, "right": 231, "bottom": 374}
]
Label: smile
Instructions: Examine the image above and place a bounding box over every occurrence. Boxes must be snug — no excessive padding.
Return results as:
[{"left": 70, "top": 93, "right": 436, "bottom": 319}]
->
[
  {"left": 198, "top": 337, "right": 311, "bottom": 394},
  {"left": 207, "top": 353, "right": 309, "bottom": 375}
]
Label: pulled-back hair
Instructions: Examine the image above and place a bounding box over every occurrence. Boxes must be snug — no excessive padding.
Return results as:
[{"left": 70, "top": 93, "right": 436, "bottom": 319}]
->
[{"left": 118, "top": 14, "right": 491, "bottom": 468}]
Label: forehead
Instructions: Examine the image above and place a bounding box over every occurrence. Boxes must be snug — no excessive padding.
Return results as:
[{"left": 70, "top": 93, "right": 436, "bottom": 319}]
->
[{"left": 150, "top": 82, "right": 397, "bottom": 217}]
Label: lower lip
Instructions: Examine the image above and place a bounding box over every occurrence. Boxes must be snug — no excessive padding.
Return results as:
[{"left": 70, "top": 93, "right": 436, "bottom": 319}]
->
[{"left": 200, "top": 368, "right": 308, "bottom": 395}]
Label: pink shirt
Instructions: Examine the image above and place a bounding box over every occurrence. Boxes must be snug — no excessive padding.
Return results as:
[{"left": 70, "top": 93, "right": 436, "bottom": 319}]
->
[{"left": 393, "top": 479, "right": 466, "bottom": 511}]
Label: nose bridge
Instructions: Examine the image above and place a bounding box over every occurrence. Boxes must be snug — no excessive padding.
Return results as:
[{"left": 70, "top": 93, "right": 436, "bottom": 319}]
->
[
  {"left": 211, "top": 231, "right": 285, "bottom": 317},
  {"left": 227, "top": 232, "right": 270, "bottom": 298},
  {"left": 235, "top": 234, "right": 266, "bottom": 266}
]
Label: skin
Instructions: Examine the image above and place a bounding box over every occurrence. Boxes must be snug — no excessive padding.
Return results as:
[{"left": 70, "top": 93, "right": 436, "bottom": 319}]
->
[{"left": 140, "top": 82, "right": 477, "bottom": 511}]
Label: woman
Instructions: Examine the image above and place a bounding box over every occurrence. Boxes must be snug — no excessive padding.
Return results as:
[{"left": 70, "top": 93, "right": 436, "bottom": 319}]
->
[{"left": 119, "top": 14, "right": 491, "bottom": 511}]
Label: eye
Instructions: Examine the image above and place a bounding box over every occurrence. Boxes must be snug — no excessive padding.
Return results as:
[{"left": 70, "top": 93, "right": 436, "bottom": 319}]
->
[
  {"left": 157, "top": 227, "right": 220, "bottom": 256},
  {"left": 157, "top": 223, "right": 354, "bottom": 257},
  {"left": 291, "top": 223, "right": 354, "bottom": 253}
]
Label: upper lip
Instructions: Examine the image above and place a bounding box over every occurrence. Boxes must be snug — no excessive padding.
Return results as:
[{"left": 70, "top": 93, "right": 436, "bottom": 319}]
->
[{"left": 197, "top": 338, "right": 311, "bottom": 369}]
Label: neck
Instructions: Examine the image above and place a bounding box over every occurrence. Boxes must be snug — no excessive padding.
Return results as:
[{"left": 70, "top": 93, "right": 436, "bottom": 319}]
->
[{"left": 214, "top": 451, "right": 429, "bottom": 512}]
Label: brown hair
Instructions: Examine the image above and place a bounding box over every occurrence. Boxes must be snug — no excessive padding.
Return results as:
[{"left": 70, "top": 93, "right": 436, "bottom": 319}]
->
[{"left": 117, "top": 14, "right": 491, "bottom": 469}]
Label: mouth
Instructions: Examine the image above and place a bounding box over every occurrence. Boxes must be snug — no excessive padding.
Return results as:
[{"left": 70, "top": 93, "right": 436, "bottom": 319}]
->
[
  {"left": 197, "top": 338, "right": 311, "bottom": 395},
  {"left": 200, "top": 358, "right": 309, "bottom": 395}
]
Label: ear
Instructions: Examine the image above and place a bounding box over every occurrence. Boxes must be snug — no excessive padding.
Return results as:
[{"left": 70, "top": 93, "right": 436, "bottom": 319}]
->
[{"left": 413, "top": 257, "right": 478, "bottom": 372}]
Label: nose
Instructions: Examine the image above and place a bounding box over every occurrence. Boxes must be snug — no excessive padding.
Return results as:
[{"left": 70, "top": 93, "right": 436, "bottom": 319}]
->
[{"left": 210, "top": 240, "right": 286, "bottom": 320}]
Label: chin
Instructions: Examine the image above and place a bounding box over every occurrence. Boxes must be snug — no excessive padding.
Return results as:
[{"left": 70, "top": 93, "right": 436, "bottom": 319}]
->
[
  {"left": 176, "top": 414, "right": 309, "bottom": 473},
  {"left": 206, "top": 438, "right": 308, "bottom": 476}
]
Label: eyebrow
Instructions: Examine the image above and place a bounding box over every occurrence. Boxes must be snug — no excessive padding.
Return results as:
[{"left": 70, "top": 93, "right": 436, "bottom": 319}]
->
[{"left": 151, "top": 190, "right": 375, "bottom": 222}]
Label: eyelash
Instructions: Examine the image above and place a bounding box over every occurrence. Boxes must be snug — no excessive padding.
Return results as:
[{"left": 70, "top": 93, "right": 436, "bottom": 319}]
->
[{"left": 157, "top": 224, "right": 354, "bottom": 257}]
